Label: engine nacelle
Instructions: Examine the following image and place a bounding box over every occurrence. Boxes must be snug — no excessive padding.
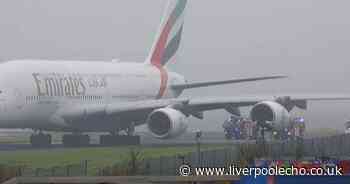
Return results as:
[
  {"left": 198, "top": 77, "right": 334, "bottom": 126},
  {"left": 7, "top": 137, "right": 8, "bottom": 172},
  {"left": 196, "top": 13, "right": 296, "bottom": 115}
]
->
[
  {"left": 146, "top": 108, "right": 188, "bottom": 139},
  {"left": 250, "top": 101, "right": 290, "bottom": 130}
]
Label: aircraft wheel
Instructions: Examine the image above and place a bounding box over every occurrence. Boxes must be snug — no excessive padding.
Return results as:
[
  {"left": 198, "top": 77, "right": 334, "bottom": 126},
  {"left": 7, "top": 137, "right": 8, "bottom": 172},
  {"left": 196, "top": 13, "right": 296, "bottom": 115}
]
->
[
  {"left": 62, "top": 134, "right": 90, "bottom": 147},
  {"left": 30, "top": 133, "right": 52, "bottom": 147}
]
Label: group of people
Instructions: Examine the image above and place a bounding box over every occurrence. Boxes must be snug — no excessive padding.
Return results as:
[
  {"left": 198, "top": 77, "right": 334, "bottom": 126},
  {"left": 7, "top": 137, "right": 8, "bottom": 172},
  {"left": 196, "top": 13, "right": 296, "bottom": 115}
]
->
[
  {"left": 223, "top": 116, "right": 306, "bottom": 141},
  {"left": 222, "top": 116, "right": 258, "bottom": 140}
]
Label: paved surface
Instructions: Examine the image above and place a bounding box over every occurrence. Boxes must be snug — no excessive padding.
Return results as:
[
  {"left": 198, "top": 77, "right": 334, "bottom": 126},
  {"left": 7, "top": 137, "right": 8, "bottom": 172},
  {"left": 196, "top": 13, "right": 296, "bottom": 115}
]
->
[
  {"left": 0, "top": 141, "right": 238, "bottom": 151},
  {"left": 0, "top": 130, "right": 244, "bottom": 151}
]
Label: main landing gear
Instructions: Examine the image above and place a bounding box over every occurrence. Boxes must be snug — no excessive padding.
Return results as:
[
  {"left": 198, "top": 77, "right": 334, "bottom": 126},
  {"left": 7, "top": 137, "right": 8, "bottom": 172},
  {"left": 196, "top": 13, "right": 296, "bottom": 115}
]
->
[
  {"left": 30, "top": 131, "right": 90, "bottom": 148},
  {"left": 62, "top": 133, "right": 90, "bottom": 147},
  {"left": 29, "top": 125, "right": 140, "bottom": 147},
  {"left": 30, "top": 131, "right": 52, "bottom": 147}
]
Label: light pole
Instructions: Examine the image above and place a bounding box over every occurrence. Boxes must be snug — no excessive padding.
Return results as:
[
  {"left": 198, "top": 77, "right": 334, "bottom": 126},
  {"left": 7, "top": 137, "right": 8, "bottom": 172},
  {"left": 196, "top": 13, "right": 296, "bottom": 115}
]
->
[{"left": 194, "top": 129, "right": 202, "bottom": 167}]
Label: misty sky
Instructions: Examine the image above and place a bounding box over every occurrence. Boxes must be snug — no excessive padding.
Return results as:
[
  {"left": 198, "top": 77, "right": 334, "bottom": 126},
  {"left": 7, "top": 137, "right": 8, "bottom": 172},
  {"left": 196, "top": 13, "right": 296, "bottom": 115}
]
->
[{"left": 0, "top": 0, "right": 350, "bottom": 132}]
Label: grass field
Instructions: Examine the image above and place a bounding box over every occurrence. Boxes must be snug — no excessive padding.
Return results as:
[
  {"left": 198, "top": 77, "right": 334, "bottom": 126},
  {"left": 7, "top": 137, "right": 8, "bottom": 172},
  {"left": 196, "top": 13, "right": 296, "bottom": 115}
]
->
[{"left": 0, "top": 144, "right": 229, "bottom": 175}]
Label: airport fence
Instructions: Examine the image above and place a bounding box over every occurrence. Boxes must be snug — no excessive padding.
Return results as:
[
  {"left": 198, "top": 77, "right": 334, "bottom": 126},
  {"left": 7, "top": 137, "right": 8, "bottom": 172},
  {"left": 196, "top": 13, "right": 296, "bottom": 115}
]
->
[
  {"left": 0, "top": 160, "right": 88, "bottom": 180},
  {"left": 2, "top": 134, "right": 350, "bottom": 179},
  {"left": 97, "top": 147, "right": 239, "bottom": 176},
  {"left": 19, "top": 161, "right": 88, "bottom": 177},
  {"left": 251, "top": 134, "right": 350, "bottom": 160},
  {"left": 302, "top": 134, "right": 350, "bottom": 158}
]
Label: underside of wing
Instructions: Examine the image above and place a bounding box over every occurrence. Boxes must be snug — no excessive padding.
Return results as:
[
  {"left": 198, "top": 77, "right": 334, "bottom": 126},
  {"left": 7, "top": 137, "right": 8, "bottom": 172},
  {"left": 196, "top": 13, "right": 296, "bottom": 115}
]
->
[
  {"left": 55, "top": 94, "right": 350, "bottom": 122},
  {"left": 188, "top": 94, "right": 350, "bottom": 112}
]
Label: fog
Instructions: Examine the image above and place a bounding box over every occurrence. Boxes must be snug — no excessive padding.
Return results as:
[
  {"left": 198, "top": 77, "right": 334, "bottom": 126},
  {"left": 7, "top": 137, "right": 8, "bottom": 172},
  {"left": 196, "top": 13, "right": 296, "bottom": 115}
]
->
[{"left": 0, "top": 0, "right": 349, "bottom": 132}]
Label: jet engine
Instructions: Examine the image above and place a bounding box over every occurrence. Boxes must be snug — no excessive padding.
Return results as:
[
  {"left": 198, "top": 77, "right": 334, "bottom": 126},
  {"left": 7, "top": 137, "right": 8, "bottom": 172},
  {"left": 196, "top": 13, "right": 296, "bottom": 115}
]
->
[
  {"left": 250, "top": 101, "right": 290, "bottom": 131},
  {"left": 146, "top": 108, "right": 188, "bottom": 139}
]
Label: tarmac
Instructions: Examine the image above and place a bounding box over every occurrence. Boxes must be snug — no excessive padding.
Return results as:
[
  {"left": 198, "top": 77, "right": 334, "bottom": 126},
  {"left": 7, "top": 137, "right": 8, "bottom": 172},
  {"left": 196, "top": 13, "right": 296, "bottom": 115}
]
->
[{"left": 0, "top": 130, "right": 241, "bottom": 151}]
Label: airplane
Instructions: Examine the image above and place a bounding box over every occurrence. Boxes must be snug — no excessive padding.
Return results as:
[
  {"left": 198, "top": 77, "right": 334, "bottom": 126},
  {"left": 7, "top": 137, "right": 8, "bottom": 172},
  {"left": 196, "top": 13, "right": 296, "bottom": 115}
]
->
[{"left": 0, "top": 0, "right": 349, "bottom": 147}]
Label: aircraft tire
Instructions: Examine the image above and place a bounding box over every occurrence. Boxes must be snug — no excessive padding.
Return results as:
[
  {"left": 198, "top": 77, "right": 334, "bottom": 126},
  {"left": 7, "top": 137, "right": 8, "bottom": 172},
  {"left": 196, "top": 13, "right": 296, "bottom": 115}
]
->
[
  {"left": 62, "top": 134, "right": 90, "bottom": 147},
  {"left": 30, "top": 133, "right": 52, "bottom": 147}
]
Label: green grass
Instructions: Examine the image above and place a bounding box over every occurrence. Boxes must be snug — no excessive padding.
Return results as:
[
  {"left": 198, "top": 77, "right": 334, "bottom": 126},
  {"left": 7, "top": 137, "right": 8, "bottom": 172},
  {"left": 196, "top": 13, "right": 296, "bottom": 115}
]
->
[{"left": 0, "top": 144, "right": 228, "bottom": 175}]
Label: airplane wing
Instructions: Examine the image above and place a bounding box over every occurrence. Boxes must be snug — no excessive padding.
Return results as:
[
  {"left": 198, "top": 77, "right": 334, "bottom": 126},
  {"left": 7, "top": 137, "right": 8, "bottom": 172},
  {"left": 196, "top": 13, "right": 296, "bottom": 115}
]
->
[
  {"left": 113, "top": 94, "right": 350, "bottom": 114},
  {"left": 57, "top": 94, "right": 350, "bottom": 121},
  {"left": 171, "top": 76, "right": 286, "bottom": 90},
  {"left": 185, "top": 94, "right": 350, "bottom": 114}
]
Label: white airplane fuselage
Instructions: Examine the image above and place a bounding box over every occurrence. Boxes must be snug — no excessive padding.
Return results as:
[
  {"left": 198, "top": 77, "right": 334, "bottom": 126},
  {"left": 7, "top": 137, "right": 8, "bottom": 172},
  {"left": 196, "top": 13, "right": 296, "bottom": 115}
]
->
[
  {"left": 0, "top": 0, "right": 190, "bottom": 135},
  {"left": 0, "top": 60, "right": 185, "bottom": 132}
]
